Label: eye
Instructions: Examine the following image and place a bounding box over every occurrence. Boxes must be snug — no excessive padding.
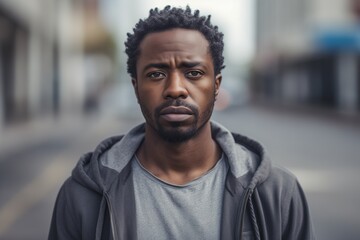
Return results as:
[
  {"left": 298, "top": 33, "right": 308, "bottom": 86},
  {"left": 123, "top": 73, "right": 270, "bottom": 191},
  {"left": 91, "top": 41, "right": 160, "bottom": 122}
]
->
[
  {"left": 185, "top": 70, "right": 204, "bottom": 79},
  {"left": 147, "top": 71, "right": 166, "bottom": 80}
]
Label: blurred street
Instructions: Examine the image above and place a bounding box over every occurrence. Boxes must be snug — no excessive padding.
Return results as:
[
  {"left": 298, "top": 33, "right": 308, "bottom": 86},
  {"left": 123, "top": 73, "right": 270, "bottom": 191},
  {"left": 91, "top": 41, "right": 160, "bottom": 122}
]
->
[
  {"left": 0, "top": 105, "right": 359, "bottom": 240},
  {"left": 1, "top": 0, "right": 360, "bottom": 239}
]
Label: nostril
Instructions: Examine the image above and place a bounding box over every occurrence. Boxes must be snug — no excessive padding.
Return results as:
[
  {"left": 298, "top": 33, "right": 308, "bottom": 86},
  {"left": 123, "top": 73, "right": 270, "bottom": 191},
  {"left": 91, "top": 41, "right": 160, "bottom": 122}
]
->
[
  {"left": 164, "top": 90, "right": 188, "bottom": 99},
  {"left": 163, "top": 78, "right": 188, "bottom": 99},
  {"left": 165, "top": 94, "right": 187, "bottom": 100}
]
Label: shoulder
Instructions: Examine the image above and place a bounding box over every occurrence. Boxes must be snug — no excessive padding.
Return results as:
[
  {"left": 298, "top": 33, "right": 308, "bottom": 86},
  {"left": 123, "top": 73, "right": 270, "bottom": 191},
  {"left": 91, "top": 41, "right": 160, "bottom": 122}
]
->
[
  {"left": 50, "top": 178, "right": 103, "bottom": 239},
  {"left": 256, "top": 164, "right": 311, "bottom": 219},
  {"left": 256, "top": 164, "right": 301, "bottom": 203},
  {"left": 261, "top": 166, "right": 315, "bottom": 238},
  {"left": 54, "top": 176, "right": 103, "bottom": 229},
  {"left": 56, "top": 176, "right": 103, "bottom": 214},
  {"left": 266, "top": 165, "right": 298, "bottom": 187},
  {"left": 61, "top": 175, "right": 102, "bottom": 198},
  {"left": 253, "top": 165, "right": 306, "bottom": 217}
]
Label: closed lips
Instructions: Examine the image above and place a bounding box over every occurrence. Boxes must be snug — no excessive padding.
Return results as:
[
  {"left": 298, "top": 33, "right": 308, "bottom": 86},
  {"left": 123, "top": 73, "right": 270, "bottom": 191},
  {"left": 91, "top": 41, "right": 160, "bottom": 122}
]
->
[
  {"left": 160, "top": 106, "right": 193, "bottom": 115},
  {"left": 159, "top": 106, "right": 194, "bottom": 122}
]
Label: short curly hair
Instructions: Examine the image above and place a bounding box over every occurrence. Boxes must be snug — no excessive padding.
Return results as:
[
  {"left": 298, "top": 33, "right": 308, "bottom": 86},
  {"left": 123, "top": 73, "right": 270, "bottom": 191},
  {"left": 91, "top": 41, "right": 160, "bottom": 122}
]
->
[{"left": 125, "top": 5, "right": 225, "bottom": 79}]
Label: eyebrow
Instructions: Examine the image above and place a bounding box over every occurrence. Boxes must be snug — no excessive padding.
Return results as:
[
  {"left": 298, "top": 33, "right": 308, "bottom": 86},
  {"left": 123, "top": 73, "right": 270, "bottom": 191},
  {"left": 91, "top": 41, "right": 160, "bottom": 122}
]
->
[
  {"left": 180, "top": 61, "right": 202, "bottom": 68},
  {"left": 143, "top": 61, "right": 203, "bottom": 71},
  {"left": 143, "top": 63, "right": 170, "bottom": 71}
]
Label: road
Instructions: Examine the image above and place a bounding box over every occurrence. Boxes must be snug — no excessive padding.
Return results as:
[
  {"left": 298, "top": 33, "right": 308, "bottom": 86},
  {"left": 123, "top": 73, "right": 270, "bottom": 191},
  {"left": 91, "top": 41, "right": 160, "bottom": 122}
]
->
[{"left": 0, "top": 105, "right": 359, "bottom": 239}]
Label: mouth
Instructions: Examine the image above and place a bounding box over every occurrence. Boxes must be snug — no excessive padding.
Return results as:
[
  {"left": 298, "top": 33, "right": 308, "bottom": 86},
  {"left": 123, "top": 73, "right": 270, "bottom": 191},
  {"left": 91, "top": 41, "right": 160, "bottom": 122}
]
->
[
  {"left": 159, "top": 106, "right": 193, "bottom": 122},
  {"left": 160, "top": 106, "right": 193, "bottom": 115}
]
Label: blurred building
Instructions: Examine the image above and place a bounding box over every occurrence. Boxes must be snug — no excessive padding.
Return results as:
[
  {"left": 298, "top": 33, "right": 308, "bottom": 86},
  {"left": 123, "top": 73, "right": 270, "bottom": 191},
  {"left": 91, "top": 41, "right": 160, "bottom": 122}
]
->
[
  {"left": 251, "top": 0, "right": 360, "bottom": 114},
  {"left": 82, "top": 0, "right": 116, "bottom": 114},
  {"left": 0, "top": 0, "right": 116, "bottom": 130}
]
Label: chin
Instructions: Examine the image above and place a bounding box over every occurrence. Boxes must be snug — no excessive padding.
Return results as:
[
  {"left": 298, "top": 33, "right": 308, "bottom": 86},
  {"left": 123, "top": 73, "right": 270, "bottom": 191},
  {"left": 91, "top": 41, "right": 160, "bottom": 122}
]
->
[
  {"left": 159, "top": 129, "right": 197, "bottom": 143},
  {"left": 156, "top": 123, "right": 198, "bottom": 142}
]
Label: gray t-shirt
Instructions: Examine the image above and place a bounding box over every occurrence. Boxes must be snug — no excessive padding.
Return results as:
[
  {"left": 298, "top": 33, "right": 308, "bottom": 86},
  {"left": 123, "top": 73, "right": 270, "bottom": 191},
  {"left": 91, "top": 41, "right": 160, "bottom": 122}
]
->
[{"left": 132, "top": 154, "right": 229, "bottom": 240}]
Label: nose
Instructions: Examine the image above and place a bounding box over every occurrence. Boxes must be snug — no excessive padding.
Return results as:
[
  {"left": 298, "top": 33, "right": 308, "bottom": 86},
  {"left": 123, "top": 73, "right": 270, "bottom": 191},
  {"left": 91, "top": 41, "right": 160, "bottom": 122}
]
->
[{"left": 162, "top": 72, "right": 188, "bottom": 99}]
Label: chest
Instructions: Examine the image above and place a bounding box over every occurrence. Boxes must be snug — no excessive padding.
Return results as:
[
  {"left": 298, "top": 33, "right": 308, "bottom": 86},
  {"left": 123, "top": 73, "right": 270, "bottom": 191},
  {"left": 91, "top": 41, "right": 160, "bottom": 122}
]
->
[{"left": 132, "top": 158, "right": 228, "bottom": 240}]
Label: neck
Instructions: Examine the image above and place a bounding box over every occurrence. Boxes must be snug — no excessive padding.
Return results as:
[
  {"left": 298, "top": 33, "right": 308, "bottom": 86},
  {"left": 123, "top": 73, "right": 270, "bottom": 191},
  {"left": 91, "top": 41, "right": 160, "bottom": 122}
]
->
[{"left": 137, "top": 122, "right": 221, "bottom": 185}]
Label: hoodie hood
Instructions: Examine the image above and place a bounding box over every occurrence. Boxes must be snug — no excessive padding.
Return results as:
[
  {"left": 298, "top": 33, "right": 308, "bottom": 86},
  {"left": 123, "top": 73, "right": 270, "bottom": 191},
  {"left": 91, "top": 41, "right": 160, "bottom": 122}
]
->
[{"left": 71, "top": 121, "right": 271, "bottom": 194}]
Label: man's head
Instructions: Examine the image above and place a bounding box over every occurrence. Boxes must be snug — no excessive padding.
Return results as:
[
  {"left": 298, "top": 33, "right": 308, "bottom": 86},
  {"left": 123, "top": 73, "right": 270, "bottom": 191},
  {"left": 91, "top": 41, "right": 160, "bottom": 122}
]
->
[
  {"left": 126, "top": 6, "right": 225, "bottom": 143},
  {"left": 125, "top": 5, "right": 225, "bottom": 79}
]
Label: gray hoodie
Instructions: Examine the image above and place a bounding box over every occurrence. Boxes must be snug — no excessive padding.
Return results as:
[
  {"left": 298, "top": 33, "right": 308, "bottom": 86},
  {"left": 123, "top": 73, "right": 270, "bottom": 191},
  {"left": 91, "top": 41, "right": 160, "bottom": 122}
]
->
[{"left": 49, "top": 121, "right": 315, "bottom": 240}]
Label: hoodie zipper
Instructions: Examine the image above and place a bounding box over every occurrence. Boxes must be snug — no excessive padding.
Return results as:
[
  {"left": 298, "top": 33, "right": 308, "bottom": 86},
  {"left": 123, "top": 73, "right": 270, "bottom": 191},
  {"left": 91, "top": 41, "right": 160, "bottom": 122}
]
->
[
  {"left": 236, "top": 188, "right": 252, "bottom": 240},
  {"left": 104, "top": 192, "right": 118, "bottom": 240}
]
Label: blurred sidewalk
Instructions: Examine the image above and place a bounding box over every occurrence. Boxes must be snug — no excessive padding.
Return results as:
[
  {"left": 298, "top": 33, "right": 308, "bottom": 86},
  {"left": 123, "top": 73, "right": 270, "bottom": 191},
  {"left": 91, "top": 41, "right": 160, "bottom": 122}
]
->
[
  {"left": 0, "top": 114, "right": 88, "bottom": 160},
  {"left": 0, "top": 111, "right": 145, "bottom": 159}
]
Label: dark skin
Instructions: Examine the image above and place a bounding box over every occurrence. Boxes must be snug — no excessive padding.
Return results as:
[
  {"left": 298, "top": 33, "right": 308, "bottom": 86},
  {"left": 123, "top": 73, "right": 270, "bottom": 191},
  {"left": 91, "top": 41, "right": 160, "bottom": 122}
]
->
[{"left": 132, "top": 28, "right": 222, "bottom": 185}]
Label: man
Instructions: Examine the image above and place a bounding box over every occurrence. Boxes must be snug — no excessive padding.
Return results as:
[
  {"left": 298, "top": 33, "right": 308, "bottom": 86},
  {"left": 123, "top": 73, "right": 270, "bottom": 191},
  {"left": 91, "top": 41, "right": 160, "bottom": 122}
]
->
[{"left": 49, "top": 6, "right": 315, "bottom": 240}]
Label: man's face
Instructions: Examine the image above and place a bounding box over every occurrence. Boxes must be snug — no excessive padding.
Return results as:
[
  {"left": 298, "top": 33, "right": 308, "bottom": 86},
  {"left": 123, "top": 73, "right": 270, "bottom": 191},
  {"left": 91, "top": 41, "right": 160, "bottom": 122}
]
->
[{"left": 132, "top": 28, "right": 221, "bottom": 142}]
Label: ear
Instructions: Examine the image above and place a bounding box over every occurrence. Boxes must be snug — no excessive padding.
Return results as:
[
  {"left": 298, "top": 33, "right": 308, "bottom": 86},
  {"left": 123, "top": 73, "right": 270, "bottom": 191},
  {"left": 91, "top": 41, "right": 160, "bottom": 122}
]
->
[
  {"left": 214, "top": 73, "right": 222, "bottom": 98},
  {"left": 131, "top": 78, "right": 139, "bottom": 103}
]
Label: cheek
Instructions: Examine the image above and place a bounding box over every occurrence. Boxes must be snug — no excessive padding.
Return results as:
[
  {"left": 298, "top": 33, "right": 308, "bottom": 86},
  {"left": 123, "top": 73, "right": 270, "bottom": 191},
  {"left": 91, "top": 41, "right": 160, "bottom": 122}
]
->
[
  {"left": 192, "top": 83, "right": 216, "bottom": 102},
  {"left": 137, "top": 87, "right": 160, "bottom": 108}
]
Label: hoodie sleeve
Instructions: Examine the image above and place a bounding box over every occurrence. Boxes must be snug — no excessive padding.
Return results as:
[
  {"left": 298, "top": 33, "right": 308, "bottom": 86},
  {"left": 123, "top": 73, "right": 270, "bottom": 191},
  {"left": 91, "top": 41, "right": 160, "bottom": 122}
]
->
[
  {"left": 282, "top": 178, "right": 316, "bottom": 240},
  {"left": 48, "top": 178, "right": 81, "bottom": 240}
]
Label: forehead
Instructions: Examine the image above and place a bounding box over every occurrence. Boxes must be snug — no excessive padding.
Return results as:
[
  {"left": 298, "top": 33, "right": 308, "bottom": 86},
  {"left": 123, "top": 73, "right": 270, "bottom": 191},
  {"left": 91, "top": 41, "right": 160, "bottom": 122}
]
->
[{"left": 137, "top": 28, "right": 211, "bottom": 64}]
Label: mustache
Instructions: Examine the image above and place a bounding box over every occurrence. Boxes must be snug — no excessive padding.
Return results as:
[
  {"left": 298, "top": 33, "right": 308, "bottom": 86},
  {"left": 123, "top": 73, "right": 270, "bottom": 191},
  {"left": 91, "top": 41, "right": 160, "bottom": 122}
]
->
[{"left": 155, "top": 99, "right": 198, "bottom": 116}]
